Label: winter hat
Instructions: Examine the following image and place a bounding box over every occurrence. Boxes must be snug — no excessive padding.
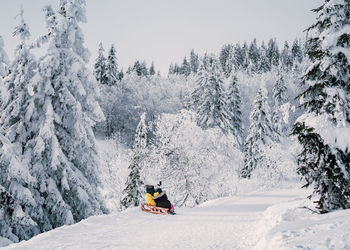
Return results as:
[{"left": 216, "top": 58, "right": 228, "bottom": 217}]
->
[{"left": 146, "top": 185, "right": 155, "bottom": 195}]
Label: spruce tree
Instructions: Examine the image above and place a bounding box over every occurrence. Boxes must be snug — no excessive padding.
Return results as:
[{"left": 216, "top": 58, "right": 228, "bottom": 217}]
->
[
  {"left": 280, "top": 41, "right": 293, "bottom": 71},
  {"left": 149, "top": 61, "right": 155, "bottom": 76},
  {"left": 181, "top": 57, "right": 191, "bottom": 76},
  {"left": 0, "top": 2, "right": 107, "bottom": 239},
  {"left": 190, "top": 57, "right": 231, "bottom": 134},
  {"left": 241, "top": 87, "right": 276, "bottom": 178},
  {"left": 266, "top": 38, "right": 280, "bottom": 68},
  {"left": 226, "top": 75, "right": 243, "bottom": 147},
  {"left": 120, "top": 113, "right": 147, "bottom": 209},
  {"left": 291, "top": 38, "right": 303, "bottom": 64},
  {"left": 106, "top": 44, "right": 119, "bottom": 85},
  {"left": 0, "top": 10, "right": 41, "bottom": 242},
  {"left": 190, "top": 49, "right": 199, "bottom": 74},
  {"left": 248, "top": 39, "right": 261, "bottom": 73},
  {"left": 292, "top": 0, "right": 350, "bottom": 213},
  {"left": 219, "top": 44, "right": 234, "bottom": 77},
  {"left": 94, "top": 42, "right": 108, "bottom": 85},
  {"left": 0, "top": 35, "right": 9, "bottom": 107},
  {"left": 272, "top": 72, "right": 288, "bottom": 134}
]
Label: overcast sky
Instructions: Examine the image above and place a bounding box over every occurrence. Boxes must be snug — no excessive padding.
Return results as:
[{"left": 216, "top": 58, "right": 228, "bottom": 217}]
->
[{"left": 0, "top": 0, "right": 322, "bottom": 74}]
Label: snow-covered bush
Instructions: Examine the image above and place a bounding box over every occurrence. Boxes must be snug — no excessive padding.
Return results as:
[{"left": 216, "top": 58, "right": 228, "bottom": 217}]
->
[
  {"left": 143, "top": 110, "right": 243, "bottom": 207},
  {"left": 249, "top": 138, "right": 299, "bottom": 188},
  {"left": 97, "top": 136, "right": 130, "bottom": 212}
]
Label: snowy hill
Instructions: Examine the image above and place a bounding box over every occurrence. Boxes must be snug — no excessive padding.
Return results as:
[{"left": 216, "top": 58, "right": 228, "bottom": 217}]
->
[{"left": 3, "top": 187, "right": 349, "bottom": 250}]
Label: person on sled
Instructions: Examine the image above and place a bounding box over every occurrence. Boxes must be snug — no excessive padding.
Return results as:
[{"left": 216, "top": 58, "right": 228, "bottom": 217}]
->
[{"left": 145, "top": 183, "right": 175, "bottom": 214}]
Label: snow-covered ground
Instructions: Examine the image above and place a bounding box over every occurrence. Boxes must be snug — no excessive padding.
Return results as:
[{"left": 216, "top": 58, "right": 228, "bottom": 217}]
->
[{"left": 4, "top": 187, "right": 349, "bottom": 250}]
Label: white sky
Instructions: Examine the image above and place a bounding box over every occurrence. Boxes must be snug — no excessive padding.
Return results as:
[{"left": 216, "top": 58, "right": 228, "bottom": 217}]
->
[{"left": 0, "top": 0, "right": 322, "bottom": 74}]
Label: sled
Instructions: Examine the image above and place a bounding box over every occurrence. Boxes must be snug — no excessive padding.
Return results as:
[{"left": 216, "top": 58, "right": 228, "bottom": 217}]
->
[{"left": 141, "top": 203, "right": 170, "bottom": 215}]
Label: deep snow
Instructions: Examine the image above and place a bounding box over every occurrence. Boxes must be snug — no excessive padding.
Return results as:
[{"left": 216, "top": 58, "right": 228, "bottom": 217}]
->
[{"left": 5, "top": 187, "right": 349, "bottom": 250}]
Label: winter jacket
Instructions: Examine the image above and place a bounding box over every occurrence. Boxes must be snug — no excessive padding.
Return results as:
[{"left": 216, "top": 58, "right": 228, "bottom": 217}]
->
[
  {"left": 154, "top": 191, "right": 171, "bottom": 209},
  {"left": 146, "top": 192, "right": 159, "bottom": 206}
]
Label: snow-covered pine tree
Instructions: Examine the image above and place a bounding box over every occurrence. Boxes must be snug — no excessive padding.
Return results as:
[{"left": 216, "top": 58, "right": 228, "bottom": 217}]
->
[
  {"left": 190, "top": 49, "right": 199, "bottom": 74},
  {"left": 0, "top": 35, "right": 9, "bottom": 107},
  {"left": 181, "top": 57, "right": 191, "bottom": 76},
  {"left": 120, "top": 113, "right": 147, "bottom": 209},
  {"left": 3, "top": 1, "right": 107, "bottom": 237},
  {"left": 106, "top": 44, "right": 119, "bottom": 85},
  {"left": 241, "top": 87, "right": 276, "bottom": 178},
  {"left": 226, "top": 75, "right": 243, "bottom": 147},
  {"left": 94, "top": 42, "right": 108, "bottom": 85},
  {"left": 272, "top": 72, "right": 288, "bottom": 134},
  {"left": 149, "top": 61, "right": 155, "bottom": 76},
  {"left": 292, "top": 0, "right": 350, "bottom": 213},
  {"left": 280, "top": 41, "right": 293, "bottom": 71},
  {"left": 219, "top": 44, "right": 234, "bottom": 77},
  {"left": 0, "top": 133, "right": 40, "bottom": 243},
  {"left": 190, "top": 57, "right": 231, "bottom": 134},
  {"left": 0, "top": 9, "right": 43, "bottom": 242},
  {"left": 291, "top": 38, "right": 303, "bottom": 64},
  {"left": 266, "top": 38, "right": 280, "bottom": 69},
  {"left": 248, "top": 39, "right": 261, "bottom": 73}
]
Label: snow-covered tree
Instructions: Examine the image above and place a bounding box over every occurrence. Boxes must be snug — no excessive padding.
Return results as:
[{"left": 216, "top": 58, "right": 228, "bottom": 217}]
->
[
  {"left": 145, "top": 110, "right": 242, "bottom": 207},
  {"left": 94, "top": 42, "right": 108, "bottom": 85},
  {"left": 0, "top": 133, "right": 40, "bottom": 243},
  {"left": 0, "top": 35, "right": 9, "bottom": 107},
  {"left": 0, "top": 2, "right": 108, "bottom": 240},
  {"left": 248, "top": 39, "right": 261, "bottom": 73},
  {"left": 180, "top": 57, "right": 191, "bottom": 76},
  {"left": 280, "top": 41, "right": 293, "bottom": 71},
  {"left": 219, "top": 44, "right": 234, "bottom": 77},
  {"left": 292, "top": 0, "right": 350, "bottom": 213},
  {"left": 291, "top": 38, "right": 303, "bottom": 64},
  {"left": 149, "top": 61, "right": 155, "bottom": 76},
  {"left": 226, "top": 75, "right": 243, "bottom": 147},
  {"left": 266, "top": 38, "right": 280, "bottom": 68},
  {"left": 106, "top": 44, "right": 119, "bottom": 85},
  {"left": 241, "top": 87, "right": 276, "bottom": 178},
  {"left": 120, "top": 113, "right": 147, "bottom": 209},
  {"left": 272, "top": 72, "right": 288, "bottom": 134},
  {"left": 190, "top": 49, "right": 199, "bottom": 74},
  {"left": 190, "top": 58, "right": 231, "bottom": 134}
]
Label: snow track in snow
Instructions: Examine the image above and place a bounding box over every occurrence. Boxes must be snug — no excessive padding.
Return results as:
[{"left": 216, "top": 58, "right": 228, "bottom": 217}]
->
[{"left": 4, "top": 189, "right": 306, "bottom": 250}]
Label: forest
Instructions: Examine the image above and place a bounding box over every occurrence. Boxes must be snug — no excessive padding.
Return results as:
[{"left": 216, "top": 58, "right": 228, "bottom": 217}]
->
[{"left": 0, "top": 0, "right": 349, "bottom": 245}]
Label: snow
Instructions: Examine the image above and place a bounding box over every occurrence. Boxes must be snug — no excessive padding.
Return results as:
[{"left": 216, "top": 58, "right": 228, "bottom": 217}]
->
[{"left": 3, "top": 186, "right": 345, "bottom": 250}]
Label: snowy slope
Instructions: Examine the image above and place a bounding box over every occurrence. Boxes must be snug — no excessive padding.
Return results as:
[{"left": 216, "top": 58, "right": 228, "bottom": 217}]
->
[{"left": 2, "top": 187, "right": 334, "bottom": 250}]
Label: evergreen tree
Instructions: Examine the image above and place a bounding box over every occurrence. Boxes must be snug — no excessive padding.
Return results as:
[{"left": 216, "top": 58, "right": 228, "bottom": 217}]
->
[
  {"left": 248, "top": 39, "right": 261, "bottom": 73},
  {"left": 189, "top": 49, "right": 199, "bottom": 74},
  {"left": 280, "top": 41, "right": 293, "bottom": 71},
  {"left": 0, "top": 9, "right": 41, "bottom": 242},
  {"left": 241, "top": 87, "right": 276, "bottom": 178},
  {"left": 226, "top": 75, "right": 243, "bottom": 147},
  {"left": 190, "top": 58, "right": 231, "bottom": 134},
  {"left": 259, "top": 41, "right": 270, "bottom": 72},
  {"left": 219, "top": 44, "right": 234, "bottom": 77},
  {"left": 93, "top": 42, "right": 108, "bottom": 85},
  {"left": 272, "top": 72, "right": 288, "bottom": 134},
  {"left": 0, "top": 35, "right": 9, "bottom": 107},
  {"left": 0, "top": 2, "right": 107, "bottom": 241},
  {"left": 291, "top": 38, "right": 303, "bottom": 64},
  {"left": 106, "top": 44, "right": 119, "bottom": 85},
  {"left": 120, "top": 113, "right": 147, "bottom": 209},
  {"left": 149, "top": 61, "right": 155, "bottom": 75},
  {"left": 292, "top": 0, "right": 350, "bottom": 213},
  {"left": 181, "top": 57, "right": 191, "bottom": 76},
  {"left": 168, "top": 63, "right": 174, "bottom": 75},
  {"left": 266, "top": 38, "right": 280, "bottom": 68},
  {"left": 232, "top": 43, "right": 247, "bottom": 71}
]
